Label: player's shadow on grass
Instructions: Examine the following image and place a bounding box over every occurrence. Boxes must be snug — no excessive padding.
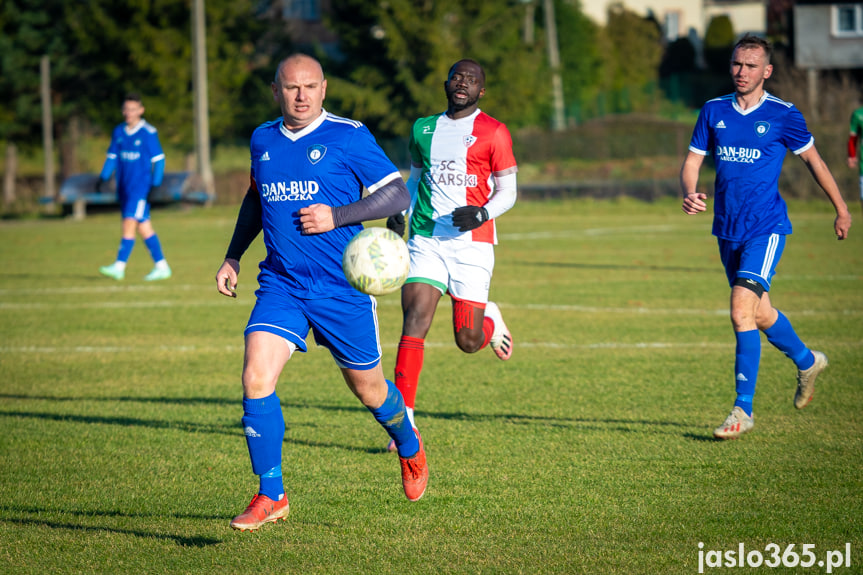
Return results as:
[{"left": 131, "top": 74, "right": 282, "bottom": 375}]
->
[
  {"left": 2, "top": 516, "right": 220, "bottom": 547},
  {"left": 0, "top": 394, "right": 712, "bottom": 444},
  {"left": 0, "top": 407, "right": 391, "bottom": 454},
  {"left": 3, "top": 503, "right": 225, "bottom": 522},
  {"left": 682, "top": 432, "right": 727, "bottom": 442},
  {"left": 0, "top": 409, "right": 239, "bottom": 437},
  {"left": 0, "top": 393, "right": 237, "bottom": 406},
  {"left": 516, "top": 260, "right": 718, "bottom": 274}
]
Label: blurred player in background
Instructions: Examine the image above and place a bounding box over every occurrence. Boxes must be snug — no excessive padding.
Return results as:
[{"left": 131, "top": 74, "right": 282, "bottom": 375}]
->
[
  {"left": 848, "top": 103, "right": 863, "bottom": 214},
  {"left": 215, "top": 54, "right": 427, "bottom": 532},
  {"left": 680, "top": 35, "right": 852, "bottom": 439},
  {"left": 96, "top": 93, "right": 171, "bottom": 281},
  {"left": 385, "top": 59, "right": 518, "bottom": 450}
]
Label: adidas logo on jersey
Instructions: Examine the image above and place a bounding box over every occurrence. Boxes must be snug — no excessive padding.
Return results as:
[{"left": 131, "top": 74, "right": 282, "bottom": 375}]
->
[
  {"left": 260, "top": 151, "right": 270, "bottom": 161},
  {"left": 244, "top": 426, "right": 262, "bottom": 437},
  {"left": 715, "top": 120, "right": 727, "bottom": 129}
]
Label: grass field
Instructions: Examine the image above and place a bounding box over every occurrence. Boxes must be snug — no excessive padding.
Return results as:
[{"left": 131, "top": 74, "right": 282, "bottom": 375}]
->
[{"left": 1, "top": 198, "right": 861, "bottom": 574}]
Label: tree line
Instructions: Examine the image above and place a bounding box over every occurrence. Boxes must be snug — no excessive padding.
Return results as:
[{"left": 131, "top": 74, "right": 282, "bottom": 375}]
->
[{"left": 1, "top": 0, "right": 706, "bottom": 181}]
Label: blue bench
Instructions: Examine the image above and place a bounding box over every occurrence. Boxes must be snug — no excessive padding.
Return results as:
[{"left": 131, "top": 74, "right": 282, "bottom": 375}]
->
[{"left": 44, "top": 172, "right": 214, "bottom": 218}]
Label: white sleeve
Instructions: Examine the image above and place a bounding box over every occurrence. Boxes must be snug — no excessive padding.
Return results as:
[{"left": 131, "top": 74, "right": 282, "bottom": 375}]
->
[{"left": 484, "top": 172, "right": 517, "bottom": 220}]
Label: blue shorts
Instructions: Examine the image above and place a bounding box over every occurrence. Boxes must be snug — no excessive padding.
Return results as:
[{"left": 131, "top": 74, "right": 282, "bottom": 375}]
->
[
  {"left": 718, "top": 233, "right": 786, "bottom": 291},
  {"left": 119, "top": 191, "right": 150, "bottom": 221},
  {"left": 245, "top": 267, "right": 382, "bottom": 370}
]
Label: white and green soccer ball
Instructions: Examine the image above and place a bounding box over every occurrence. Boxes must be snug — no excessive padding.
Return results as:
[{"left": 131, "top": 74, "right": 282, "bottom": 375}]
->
[{"left": 342, "top": 227, "right": 410, "bottom": 296}]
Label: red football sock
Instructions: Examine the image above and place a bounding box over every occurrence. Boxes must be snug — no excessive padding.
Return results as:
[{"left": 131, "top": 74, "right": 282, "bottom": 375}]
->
[
  {"left": 481, "top": 316, "right": 494, "bottom": 349},
  {"left": 453, "top": 297, "right": 493, "bottom": 349},
  {"left": 395, "top": 336, "right": 425, "bottom": 409}
]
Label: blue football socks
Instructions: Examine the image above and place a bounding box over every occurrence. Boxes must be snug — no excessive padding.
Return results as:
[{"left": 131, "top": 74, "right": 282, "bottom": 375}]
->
[
  {"left": 143, "top": 234, "right": 166, "bottom": 264},
  {"left": 764, "top": 310, "right": 814, "bottom": 370},
  {"left": 259, "top": 465, "right": 284, "bottom": 501},
  {"left": 117, "top": 238, "right": 135, "bottom": 263},
  {"left": 242, "top": 392, "right": 285, "bottom": 500},
  {"left": 733, "top": 329, "right": 760, "bottom": 416},
  {"left": 369, "top": 379, "right": 419, "bottom": 458}
]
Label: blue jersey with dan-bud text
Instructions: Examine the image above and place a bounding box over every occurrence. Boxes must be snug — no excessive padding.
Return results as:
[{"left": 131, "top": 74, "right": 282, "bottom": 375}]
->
[
  {"left": 249, "top": 110, "right": 402, "bottom": 298},
  {"left": 688, "top": 92, "right": 813, "bottom": 241}
]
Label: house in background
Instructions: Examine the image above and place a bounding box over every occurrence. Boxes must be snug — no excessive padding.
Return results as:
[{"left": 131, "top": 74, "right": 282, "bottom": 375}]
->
[
  {"left": 578, "top": 0, "right": 702, "bottom": 40},
  {"left": 578, "top": 0, "right": 766, "bottom": 41},
  {"left": 262, "top": 0, "right": 340, "bottom": 58},
  {"left": 790, "top": 0, "right": 863, "bottom": 118},
  {"left": 792, "top": 0, "right": 863, "bottom": 69}
]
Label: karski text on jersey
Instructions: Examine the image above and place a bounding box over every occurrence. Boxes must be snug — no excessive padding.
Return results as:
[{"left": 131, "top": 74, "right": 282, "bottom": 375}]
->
[{"left": 425, "top": 161, "right": 477, "bottom": 187}]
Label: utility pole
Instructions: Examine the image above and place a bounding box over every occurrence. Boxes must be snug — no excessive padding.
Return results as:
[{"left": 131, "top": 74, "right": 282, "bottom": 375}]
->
[
  {"left": 521, "top": 0, "right": 536, "bottom": 44},
  {"left": 543, "top": 0, "right": 566, "bottom": 131},
  {"left": 192, "top": 0, "right": 215, "bottom": 204},
  {"left": 40, "top": 55, "right": 56, "bottom": 200}
]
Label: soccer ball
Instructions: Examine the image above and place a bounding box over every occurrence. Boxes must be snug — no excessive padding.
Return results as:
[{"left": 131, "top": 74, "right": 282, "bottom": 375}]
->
[{"left": 342, "top": 227, "right": 410, "bottom": 296}]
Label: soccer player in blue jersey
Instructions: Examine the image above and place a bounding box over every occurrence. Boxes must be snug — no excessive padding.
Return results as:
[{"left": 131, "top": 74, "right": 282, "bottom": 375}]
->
[
  {"left": 96, "top": 93, "right": 171, "bottom": 281},
  {"left": 214, "top": 54, "right": 428, "bottom": 531},
  {"left": 680, "top": 35, "right": 852, "bottom": 440}
]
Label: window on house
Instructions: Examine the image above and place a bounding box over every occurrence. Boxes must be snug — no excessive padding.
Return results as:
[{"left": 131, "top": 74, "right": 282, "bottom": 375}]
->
[
  {"left": 664, "top": 11, "right": 680, "bottom": 41},
  {"left": 833, "top": 4, "right": 863, "bottom": 37},
  {"left": 283, "top": 0, "right": 320, "bottom": 21}
]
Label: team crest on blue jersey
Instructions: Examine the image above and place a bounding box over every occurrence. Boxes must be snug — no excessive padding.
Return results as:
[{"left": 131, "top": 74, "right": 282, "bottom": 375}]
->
[
  {"left": 463, "top": 135, "right": 477, "bottom": 148},
  {"left": 307, "top": 144, "right": 327, "bottom": 164},
  {"left": 754, "top": 121, "right": 770, "bottom": 137}
]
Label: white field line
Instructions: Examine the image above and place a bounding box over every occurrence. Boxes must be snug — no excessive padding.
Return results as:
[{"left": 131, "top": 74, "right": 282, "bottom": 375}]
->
[
  {"left": 3, "top": 340, "right": 863, "bottom": 356},
  {"left": 1, "top": 295, "right": 861, "bottom": 317},
  {"left": 0, "top": 261, "right": 858, "bottom": 299},
  {"left": 0, "top": 342, "right": 732, "bottom": 354},
  {"left": 0, "top": 300, "right": 242, "bottom": 310},
  {"left": 501, "top": 225, "right": 679, "bottom": 239}
]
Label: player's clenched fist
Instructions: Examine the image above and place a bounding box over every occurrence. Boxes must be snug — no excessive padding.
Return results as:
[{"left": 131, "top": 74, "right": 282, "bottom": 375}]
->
[
  {"left": 216, "top": 258, "right": 240, "bottom": 297},
  {"left": 682, "top": 192, "right": 707, "bottom": 215}
]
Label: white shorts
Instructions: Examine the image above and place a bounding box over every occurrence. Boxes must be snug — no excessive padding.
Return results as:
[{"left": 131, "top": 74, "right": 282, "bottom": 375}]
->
[
  {"left": 859, "top": 175, "right": 863, "bottom": 201},
  {"left": 405, "top": 235, "right": 494, "bottom": 303}
]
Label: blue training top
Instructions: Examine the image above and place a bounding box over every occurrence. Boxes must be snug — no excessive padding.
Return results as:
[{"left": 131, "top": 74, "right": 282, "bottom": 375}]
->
[
  {"left": 249, "top": 110, "right": 402, "bottom": 298},
  {"left": 688, "top": 91, "right": 814, "bottom": 242},
  {"left": 100, "top": 120, "right": 165, "bottom": 197}
]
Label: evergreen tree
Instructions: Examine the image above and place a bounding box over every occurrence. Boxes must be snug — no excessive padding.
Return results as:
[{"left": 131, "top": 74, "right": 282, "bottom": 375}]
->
[
  {"left": 596, "top": 4, "right": 663, "bottom": 114},
  {"left": 555, "top": 0, "right": 602, "bottom": 123},
  {"left": 325, "top": 0, "right": 547, "bottom": 138},
  {"left": 0, "top": 0, "right": 288, "bottom": 168},
  {"left": 704, "top": 15, "right": 735, "bottom": 75}
]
